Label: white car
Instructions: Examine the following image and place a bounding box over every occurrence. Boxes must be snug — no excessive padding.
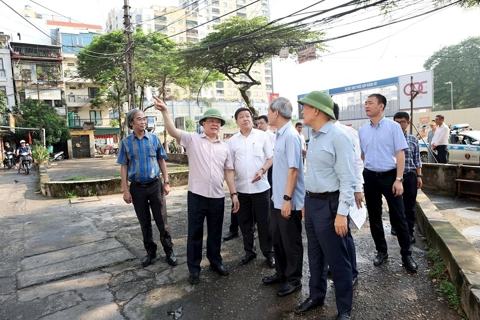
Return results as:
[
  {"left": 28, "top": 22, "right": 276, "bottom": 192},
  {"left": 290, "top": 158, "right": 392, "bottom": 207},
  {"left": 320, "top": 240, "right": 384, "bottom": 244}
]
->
[{"left": 419, "top": 130, "right": 480, "bottom": 165}]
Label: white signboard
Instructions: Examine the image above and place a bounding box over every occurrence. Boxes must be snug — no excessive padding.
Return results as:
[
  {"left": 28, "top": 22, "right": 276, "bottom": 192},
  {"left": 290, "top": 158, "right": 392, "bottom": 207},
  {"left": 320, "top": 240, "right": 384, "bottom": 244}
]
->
[{"left": 398, "top": 70, "right": 433, "bottom": 110}]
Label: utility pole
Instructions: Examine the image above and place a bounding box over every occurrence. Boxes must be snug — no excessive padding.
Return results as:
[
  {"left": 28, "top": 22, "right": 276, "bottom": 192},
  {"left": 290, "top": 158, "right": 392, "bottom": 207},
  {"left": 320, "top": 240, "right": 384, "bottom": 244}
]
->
[
  {"left": 123, "top": 0, "right": 136, "bottom": 111},
  {"left": 409, "top": 76, "right": 419, "bottom": 135}
]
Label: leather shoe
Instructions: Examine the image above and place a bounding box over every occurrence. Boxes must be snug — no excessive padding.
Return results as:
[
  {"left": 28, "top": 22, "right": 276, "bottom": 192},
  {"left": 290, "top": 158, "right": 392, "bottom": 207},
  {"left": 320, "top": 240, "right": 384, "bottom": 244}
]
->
[
  {"left": 266, "top": 256, "right": 275, "bottom": 268},
  {"left": 352, "top": 276, "right": 358, "bottom": 288},
  {"left": 410, "top": 235, "right": 416, "bottom": 243},
  {"left": 262, "top": 273, "right": 285, "bottom": 285},
  {"left": 188, "top": 272, "right": 199, "bottom": 285},
  {"left": 209, "top": 264, "right": 230, "bottom": 276},
  {"left": 391, "top": 226, "right": 397, "bottom": 235},
  {"left": 402, "top": 256, "right": 418, "bottom": 272},
  {"left": 223, "top": 231, "right": 238, "bottom": 241},
  {"left": 294, "top": 298, "right": 324, "bottom": 314},
  {"left": 277, "top": 282, "right": 301, "bottom": 297},
  {"left": 373, "top": 252, "right": 388, "bottom": 266},
  {"left": 142, "top": 252, "right": 156, "bottom": 267},
  {"left": 239, "top": 254, "right": 256, "bottom": 265},
  {"left": 336, "top": 311, "right": 351, "bottom": 320},
  {"left": 166, "top": 252, "right": 177, "bottom": 266}
]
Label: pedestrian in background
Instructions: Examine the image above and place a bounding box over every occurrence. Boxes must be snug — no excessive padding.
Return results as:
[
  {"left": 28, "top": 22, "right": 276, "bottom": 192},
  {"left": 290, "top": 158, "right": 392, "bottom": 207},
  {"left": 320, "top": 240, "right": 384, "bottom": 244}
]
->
[
  {"left": 262, "top": 97, "right": 305, "bottom": 298},
  {"left": 117, "top": 109, "right": 177, "bottom": 268},
  {"left": 154, "top": 96, "right": 239, "bottom": 286},
  {"left": 295, "top": 122, "right": 307, "bottom": 159},
  {"left": 358, "top": 93, "right": 417, "bottom": 272},
  {"left": 431, "top": 115, "right": 449, "bottom": 163},
  {"left": 427, "top": 121, "right": 437, "bottom": 163},
  {"left": 295, "top": 92, "right": 356, "bottom": 320}
]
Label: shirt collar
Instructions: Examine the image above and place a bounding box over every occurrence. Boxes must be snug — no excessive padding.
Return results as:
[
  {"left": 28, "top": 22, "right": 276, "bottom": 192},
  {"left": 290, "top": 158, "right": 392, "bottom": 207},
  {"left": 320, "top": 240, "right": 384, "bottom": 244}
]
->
[
  {"left": 276, "top": 121, "right": 291, "bottom": 136},
  {"left": 369, "top": 116, "right": 386, "bottom": 127},
  {"left": 200, "top": 132, "right": 221, "bottom": 142}
]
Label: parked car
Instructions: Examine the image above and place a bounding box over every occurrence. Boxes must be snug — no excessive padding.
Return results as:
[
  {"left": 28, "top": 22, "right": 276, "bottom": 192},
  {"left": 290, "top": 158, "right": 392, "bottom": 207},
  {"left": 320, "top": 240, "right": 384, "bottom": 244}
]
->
[{"left": 419, "top": 130, "right": 480, "bottom": 165}]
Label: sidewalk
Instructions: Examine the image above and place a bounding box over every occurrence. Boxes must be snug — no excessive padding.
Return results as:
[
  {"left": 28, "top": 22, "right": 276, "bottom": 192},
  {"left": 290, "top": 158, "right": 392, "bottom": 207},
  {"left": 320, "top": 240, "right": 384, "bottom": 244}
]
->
[{"left": 0, "top": 164, "right": 466, "bottom": 319}]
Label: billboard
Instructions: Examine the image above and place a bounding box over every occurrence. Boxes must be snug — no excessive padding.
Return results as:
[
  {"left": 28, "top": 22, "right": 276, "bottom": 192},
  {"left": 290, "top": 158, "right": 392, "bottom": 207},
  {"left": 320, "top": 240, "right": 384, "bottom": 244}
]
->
[{"left": 398, "top": 70, "right": 433, "bottom": 110}]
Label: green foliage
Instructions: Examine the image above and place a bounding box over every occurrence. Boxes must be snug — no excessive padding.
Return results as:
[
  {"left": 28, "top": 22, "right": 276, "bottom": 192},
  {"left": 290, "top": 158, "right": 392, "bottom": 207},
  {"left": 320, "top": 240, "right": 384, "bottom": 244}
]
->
[
  {"left": 31, "top": 144, "right": 51, "bottom": 162},
  {"left": 179, "top": 16, "right": 326, "bottom": 113},
  {"left": 64, "top": 190, "right": 77, "bottom": 198},
  {"left": 424, "top": 36, "right": 480, "bottom": 110},
  {"left": 440, "top": 281, "right": 461, "bottom": 311},
  {"left": 0, "top": 90, "right": 7, "bottom": 115},
  {"left": 224, "top": 119, "right": 237, "bottom": 129},
  {"left": 110, "top": 119, "right": 119, "bottom": 127},
  {"left": 185, "top": 119, "right": 196, "bottom": 132},
  {"left": 13, "top": 99, "right": 71, "bottom": 144}
]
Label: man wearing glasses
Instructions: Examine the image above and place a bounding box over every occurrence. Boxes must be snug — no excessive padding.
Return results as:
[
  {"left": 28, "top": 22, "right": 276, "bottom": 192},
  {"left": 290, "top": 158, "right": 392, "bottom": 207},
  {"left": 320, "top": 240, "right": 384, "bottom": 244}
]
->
[{"left": 117, "top": 109, "right": 177, "bottom": 268}]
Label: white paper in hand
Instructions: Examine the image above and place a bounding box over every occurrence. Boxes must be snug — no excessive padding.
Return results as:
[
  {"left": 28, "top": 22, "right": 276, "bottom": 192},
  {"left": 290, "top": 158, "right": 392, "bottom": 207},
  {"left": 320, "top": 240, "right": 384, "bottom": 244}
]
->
[{"left": 349, "top": 202, "right": 367, "bottom": 230}]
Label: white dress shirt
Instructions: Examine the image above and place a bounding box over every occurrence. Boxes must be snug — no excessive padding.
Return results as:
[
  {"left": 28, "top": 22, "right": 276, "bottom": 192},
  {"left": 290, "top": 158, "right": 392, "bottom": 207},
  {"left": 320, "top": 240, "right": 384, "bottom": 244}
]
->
[
  {"left": 228, "top": 128, "right": 273, "bottom": 194},
  {"left": 265, "top": 130, "right": 276, "bottom": 148},
  {"left": 431, "top": 123, "right": 449, "bottom": 146},
  {"left": 334, "top": 121, "right": 364, "bottom": 192}
]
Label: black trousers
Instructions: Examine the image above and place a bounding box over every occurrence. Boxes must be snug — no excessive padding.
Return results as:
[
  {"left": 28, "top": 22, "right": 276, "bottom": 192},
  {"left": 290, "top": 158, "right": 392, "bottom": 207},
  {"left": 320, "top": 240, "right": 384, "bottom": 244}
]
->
[
  {"left": 363, "top": 170, "right": 411, "bottom": 257},
  {"left": 228, "top": 208, "right": 239, "bottom": 233},
  {"left": 402, "top": 172, "right": 418, "bottom": 236},
  {"left": 237, "top": 190, "right": 273, "bottom": 258},
  {"left": 187, "top": 192, "right": 225, "bottom": 274},
  {"left": 130, "top": 180, "right": 173, "bottom": 255},
  {"left": 271, "top": 208, "right": 303, "bottom": 284},
  {"left": 434, "top": 145, "right": 448, "bottom": 164},
  {"left": 305, "top": 194, "right": 353, "bottom": 314}
]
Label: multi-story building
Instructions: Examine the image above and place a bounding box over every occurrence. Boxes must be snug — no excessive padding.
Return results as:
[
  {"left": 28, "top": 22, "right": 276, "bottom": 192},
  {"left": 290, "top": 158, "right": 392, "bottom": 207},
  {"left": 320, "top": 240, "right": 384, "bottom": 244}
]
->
[{"left": 0, "top": 33, "right": 16, "bottom": 140}]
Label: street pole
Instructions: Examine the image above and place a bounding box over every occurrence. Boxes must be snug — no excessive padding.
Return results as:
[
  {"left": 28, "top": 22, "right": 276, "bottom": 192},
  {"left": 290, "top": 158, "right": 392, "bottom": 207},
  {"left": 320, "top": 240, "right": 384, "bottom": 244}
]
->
[
  {"left": 446, "top": 81, "right": 454, "bottom": 110},
  {"left": 123, "top": 0, "right": 136, "bottom": 111},
  {"left": 409, "top": 76, "right": 419, "bottom": 135}
]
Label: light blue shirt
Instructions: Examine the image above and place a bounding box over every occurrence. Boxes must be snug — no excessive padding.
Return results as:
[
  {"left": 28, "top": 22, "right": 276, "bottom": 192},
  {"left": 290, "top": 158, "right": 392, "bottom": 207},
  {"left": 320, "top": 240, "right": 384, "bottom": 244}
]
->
[
  {"left": 306, "top": 121, "right": 356, "bottom": 215},
  {"left": 359, "top": 117, "right": 408, "bottom": 172},
  {"left": 271, "top": 122, "right": 305, "bottom": 210}
]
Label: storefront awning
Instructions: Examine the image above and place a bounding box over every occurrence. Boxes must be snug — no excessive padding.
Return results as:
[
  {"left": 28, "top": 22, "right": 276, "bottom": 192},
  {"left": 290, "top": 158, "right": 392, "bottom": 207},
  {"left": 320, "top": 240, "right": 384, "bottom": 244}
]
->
[{"left": 94, "top": 127, "right": 120, "bottom": 138}]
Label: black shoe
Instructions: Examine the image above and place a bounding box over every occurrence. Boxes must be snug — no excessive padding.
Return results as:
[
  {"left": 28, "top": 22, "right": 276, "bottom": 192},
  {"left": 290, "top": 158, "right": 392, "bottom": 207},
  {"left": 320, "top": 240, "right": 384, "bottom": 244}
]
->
[
  {"left": 188, "top": 272, "right": 200, "bottom": 285},
  {"left": 294, "top": 298, "right": 324, "bottom": 314},
  {"left": 262, "top": 273, "right": 286, "bottom": 285},
  {"left": 239, "top": 254, "right": 256, "bottom": 265},
  {"left": 402, "top": 256, "right": 418, "bottom": 272},
  {"left": 336, "top": 311, "right": 351, "bottom": 320},
  {"left": 391, "top": 226, "right": 397, "bottom": 235},
  {"left": 142, "top": 252, "right": 157, "bottom": 267},
  {"left": 223, "top": 231, "right": 239, "bottom": 241},
  {"left": 266, "top": 256, "right": 275, "bottom": 268},
  {"left": 352, "top": 276, "right": 358, "bottom": 288},
  {"left": 209, "top": 264, "right": 230, "bottom": 276},
  {"left": 166, "top": 252, "right": 177, "bottom": 266},
  {"left": 277, "top": 282, "right": 302, "bottom": 297},
  {"left": 410, "top": 235, "right": 416, "bottom": 243},
  {"left": 373, "top": 252, "right": 388, "bottom": 266}
]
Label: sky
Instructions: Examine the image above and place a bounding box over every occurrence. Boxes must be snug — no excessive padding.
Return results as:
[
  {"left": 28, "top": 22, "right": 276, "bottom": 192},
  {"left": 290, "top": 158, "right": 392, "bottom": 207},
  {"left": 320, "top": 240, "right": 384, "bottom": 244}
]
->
[{"left": 1, "top": 0, "right": 480, "bottom": 116}]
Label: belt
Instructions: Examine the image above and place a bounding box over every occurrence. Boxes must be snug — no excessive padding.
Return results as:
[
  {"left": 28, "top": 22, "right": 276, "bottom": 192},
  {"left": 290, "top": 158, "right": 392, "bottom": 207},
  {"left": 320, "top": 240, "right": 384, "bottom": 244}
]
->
[
  {"left": 306, "top": 190, "right": 339, "bottom": 199},
  {"left": 129, "top": 177, "right": 159, "bottom": 187},
  {"left": 364, "top": 168, "right": 396, "bottom": 177},
  {"left": 403, "top": 171, "right": 416, "bottom": 176}
]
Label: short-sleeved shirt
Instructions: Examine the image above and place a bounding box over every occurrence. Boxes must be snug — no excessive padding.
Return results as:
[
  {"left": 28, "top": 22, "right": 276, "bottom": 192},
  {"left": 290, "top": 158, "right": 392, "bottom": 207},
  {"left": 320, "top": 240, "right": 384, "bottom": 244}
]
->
[
  {"left": 181, "top": 131, "right": 233, "bottom": 199},
  {"left": 271, "top": 122, "right": 305, "bottom": 210},
  {"left": 17, "top": 146, "right": 31, "bottom": 155},
  {"left": 404, "top": 132, "right": 422, "bottom": 173},
  {"left": 359, "top": 117, "right": 408, "bottom": 172},
  {"left": 306, "top": 121, "right": 356, "bottom": 215},
  {"left": 228, "top": 128, "right": 273, "bottom": 194},
  {"left": 117, "top": 131, "right": 166, "bottom": 183}
]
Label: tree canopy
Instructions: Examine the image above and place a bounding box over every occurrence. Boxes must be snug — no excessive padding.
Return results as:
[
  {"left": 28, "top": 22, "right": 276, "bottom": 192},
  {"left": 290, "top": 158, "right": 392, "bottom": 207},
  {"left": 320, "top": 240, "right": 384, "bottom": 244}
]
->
[
  {"left": 424, "top": 36, "right": 480, "bottom": 110},
  {"left": 179, "top": 16, "right": 326, "bottom": 114}
]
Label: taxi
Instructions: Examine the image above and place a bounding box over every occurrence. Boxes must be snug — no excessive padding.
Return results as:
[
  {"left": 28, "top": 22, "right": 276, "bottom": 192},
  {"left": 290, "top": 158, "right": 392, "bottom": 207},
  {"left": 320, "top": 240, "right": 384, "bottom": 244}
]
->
[{"left": 419, "top": 127, "right": 480, "bottom": 165}]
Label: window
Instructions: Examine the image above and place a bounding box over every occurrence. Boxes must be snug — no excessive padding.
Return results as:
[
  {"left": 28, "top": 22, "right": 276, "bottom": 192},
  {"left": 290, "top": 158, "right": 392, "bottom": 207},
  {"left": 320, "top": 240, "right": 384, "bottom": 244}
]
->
[
  {"left": 89, "top": 110, "right": 102, "bottom": 125},
  {"left": 21, "top": 69, "right": 32, "bottom": 81},
  {"left": 179, "top": 37, "right": 184, "bottom": 42},
  {"left": 170, "top": 27, "right": 176, "bottom": 32},
  {"left": 0, "top": 58, "right": 4, "bottom": 77},
  {"left": 88, "top": 87, "right": 99, "bottom": 98},
  {"left": 67, "top": 63, "right": 75, "bottom": 67}
]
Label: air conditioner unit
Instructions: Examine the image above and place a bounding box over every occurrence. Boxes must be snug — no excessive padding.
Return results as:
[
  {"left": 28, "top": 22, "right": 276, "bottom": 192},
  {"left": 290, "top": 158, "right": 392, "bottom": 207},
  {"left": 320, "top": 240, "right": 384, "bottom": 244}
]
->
[{"left": 77, "top": 83, "right": 84, "bottom": 89}]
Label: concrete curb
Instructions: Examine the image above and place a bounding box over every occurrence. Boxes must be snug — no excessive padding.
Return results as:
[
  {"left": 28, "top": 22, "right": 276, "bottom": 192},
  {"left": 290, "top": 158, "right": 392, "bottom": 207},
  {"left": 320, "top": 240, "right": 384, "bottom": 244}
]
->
[{"left": 416, "top": 191, "right": 480, "bottom": 319}]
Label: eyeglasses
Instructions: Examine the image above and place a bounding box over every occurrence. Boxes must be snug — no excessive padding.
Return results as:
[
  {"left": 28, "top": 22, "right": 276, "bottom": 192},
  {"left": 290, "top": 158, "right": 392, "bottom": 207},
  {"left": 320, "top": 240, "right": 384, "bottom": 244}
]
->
[
  {"left": 395, "top": 121, "right": 407, "bottom": 125},
  {"left": 135, "top": 117, "right": 147, "bottom": 122}
]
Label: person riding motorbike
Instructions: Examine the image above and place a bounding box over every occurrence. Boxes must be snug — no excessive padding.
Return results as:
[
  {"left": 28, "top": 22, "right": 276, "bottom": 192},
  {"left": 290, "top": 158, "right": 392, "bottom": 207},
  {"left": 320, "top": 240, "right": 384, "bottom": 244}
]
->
[
  {"left": 16, "top": 140, "right": 32, "bottom": 173},
  {"left": 3, "top": 142, "right": 14, "bottom": 168}
]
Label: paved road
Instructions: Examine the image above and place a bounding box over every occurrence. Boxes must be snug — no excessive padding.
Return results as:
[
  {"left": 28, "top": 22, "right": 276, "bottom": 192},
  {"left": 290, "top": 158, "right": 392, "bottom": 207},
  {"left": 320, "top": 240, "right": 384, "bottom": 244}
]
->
[{"left": 0, "top": 162, "right": 463, "bottom": 320}]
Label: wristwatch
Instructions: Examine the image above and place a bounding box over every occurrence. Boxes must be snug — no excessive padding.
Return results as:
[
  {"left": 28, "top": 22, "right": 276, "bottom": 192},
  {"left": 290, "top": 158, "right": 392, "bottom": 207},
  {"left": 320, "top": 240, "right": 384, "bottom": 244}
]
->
[
  {"left": 164, "top": 180, "right": 170, "bottom": 184},
  {"left": 395, "top": 177, "right": 404, "bottom": 182},
  {"left": 260, "top": 168, "right": 267, "bottom": 174},
  {"left": 417, "top": 174, "right": 423, "bottom": 178},
  {"left": 283, "top": 195, "right": 292, "bottom": 201}
]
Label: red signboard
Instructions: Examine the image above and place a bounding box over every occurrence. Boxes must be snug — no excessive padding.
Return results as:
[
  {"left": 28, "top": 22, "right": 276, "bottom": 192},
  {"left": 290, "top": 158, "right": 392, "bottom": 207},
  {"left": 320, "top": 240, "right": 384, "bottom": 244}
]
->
[{"left": 269, "top": 93, "right": 279, "bottom": 104}]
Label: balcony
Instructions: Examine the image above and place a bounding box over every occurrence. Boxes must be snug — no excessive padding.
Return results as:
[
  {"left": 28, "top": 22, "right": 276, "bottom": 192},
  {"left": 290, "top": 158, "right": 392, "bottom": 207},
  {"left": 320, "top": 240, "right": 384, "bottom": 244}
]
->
[
  {"left": 67, "top": 95, "right": 94, "bottom": 107},
  {"left": 186, "top": 20, "right": 198, "bottom": 27},
  {"left": 11, "top": 42, "right": 62, "bottom": 62},
  {"left": 68, "top": 118, "right": 101, "bottom": 129},
  {"left": 186, "top": 29, "right": 198, "bottom": 36}
]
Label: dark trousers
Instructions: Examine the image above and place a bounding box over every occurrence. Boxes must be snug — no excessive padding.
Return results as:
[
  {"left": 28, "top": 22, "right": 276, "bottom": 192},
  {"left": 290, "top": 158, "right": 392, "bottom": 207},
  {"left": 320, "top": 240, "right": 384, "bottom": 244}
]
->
[
  {"left": 187, "top": 191, "right": 225, "bottom": 274},
  {"left": 130, "top": 180, "right": 173, "bottom": 255},
  {"left": 435, "top": 145, "right": 448, "bottom": 164},
  {"left": 402, "top": 172, "right": 418, "bottom": 236},
  {"left": 237, "top": 190, "right": 273, "bottom": 258},
  {"left": 305, "top": 195, "right": 353, "bottom": 314},
  {"left": 271, "top": 208, "right": 303, "bottom": 284},
  {"left": 228, "top": 209, "right": 239, "bottom": 233},
  {"left": 363, "top": 170, "right": 411, "bottom": 257},
  {"left": 346, "top": 225, "right": 358, "bottom": 278}
]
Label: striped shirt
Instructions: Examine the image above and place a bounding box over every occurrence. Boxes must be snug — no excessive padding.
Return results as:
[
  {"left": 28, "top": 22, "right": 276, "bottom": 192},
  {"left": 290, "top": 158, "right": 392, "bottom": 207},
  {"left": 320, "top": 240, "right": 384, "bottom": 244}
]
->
[
  {"left": 404, "top": 132, "right": 422, "bottom": 173},
  {"left": 117, "top": 131, "right": 167, "bottom": 183}
]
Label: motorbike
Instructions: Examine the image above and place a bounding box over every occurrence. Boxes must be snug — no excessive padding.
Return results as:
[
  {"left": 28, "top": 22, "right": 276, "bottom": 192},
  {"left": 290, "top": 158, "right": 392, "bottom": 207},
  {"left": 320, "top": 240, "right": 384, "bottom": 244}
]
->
[
  {"left": 3, "top": 151, "right": 14, "bottom": 169},
  {"left": 49, "top": 151, "right": 65, "bottom": 161},
  {"left": 19, "top": 152, "right": 31, "bottom": 175}
]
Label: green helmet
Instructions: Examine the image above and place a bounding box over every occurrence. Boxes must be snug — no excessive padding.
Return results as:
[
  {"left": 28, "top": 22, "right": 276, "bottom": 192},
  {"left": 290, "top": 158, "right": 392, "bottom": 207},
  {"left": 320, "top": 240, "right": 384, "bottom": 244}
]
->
[
  {"left": 199, "top": 108, "right": 225, "bottom": 126},
  {"left": 298, "top": 91, "right": 335, "bottom": 120}
]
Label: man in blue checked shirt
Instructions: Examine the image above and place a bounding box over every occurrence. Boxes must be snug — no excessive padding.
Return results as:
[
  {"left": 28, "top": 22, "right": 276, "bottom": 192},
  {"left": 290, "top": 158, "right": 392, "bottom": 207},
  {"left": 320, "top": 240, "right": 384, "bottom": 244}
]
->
[
  {"left": 117, "top": 109, "right": 177, "bottom": 268},
  {"left": 391, "top": 112, "right": 423, "bottom": 244}
]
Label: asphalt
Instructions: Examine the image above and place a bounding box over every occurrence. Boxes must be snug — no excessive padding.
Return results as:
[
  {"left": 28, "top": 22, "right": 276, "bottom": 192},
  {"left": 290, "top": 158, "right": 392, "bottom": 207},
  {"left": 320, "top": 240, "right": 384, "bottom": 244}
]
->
[{"left": 0, "top": 157, "right": 478, "bottom": 319}]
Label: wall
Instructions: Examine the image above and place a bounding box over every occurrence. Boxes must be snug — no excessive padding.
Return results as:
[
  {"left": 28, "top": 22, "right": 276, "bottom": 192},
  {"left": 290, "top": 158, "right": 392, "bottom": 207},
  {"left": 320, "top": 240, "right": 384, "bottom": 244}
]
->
[{"left": 422, "top": 163, "right": 480, "bottom": 196}]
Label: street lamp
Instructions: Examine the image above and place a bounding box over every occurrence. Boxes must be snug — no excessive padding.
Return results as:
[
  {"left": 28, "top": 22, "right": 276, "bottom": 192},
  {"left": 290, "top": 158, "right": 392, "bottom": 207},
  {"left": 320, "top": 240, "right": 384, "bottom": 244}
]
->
[{"left": 445, "top": 81, "right": 453, "bottom": 110}]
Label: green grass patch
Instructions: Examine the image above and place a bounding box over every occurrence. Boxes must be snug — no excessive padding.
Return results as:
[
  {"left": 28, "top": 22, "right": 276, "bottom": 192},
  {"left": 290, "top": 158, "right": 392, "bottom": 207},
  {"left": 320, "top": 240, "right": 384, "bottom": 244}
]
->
[
  {"left": 64, "top": 176, "right": 91, "bottom": 181},
  {"left": 64, "top": 190, "right": 77, "bottom": 198}
]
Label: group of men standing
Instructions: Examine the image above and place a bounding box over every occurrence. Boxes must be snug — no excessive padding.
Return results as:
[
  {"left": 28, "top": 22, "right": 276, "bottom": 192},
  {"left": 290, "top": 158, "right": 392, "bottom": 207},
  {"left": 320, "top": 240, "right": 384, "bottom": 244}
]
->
[{"left": 117, "top": 91, "right": 425, "bottom": 320}]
